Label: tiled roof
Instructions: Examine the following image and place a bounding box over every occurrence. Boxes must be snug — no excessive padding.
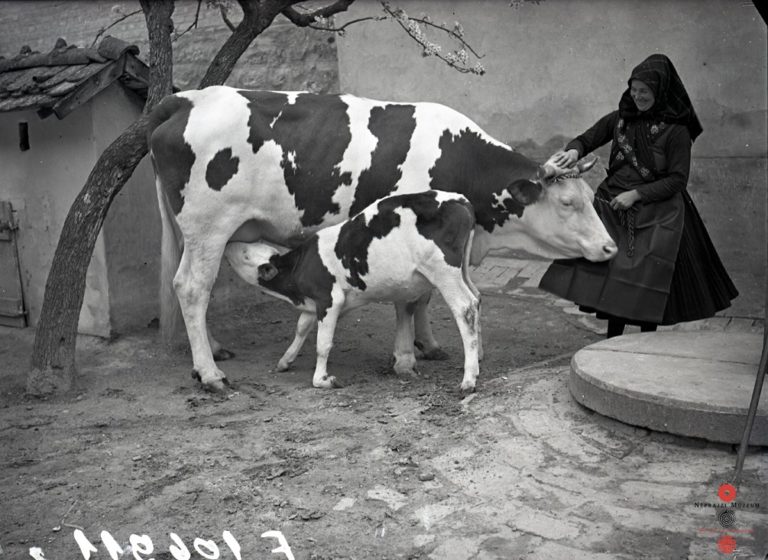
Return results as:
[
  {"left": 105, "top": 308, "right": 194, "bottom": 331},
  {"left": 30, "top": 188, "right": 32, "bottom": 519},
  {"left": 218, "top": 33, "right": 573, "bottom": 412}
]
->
[{"left": 0, "top": 36, "right": 149, "bottom": 118}]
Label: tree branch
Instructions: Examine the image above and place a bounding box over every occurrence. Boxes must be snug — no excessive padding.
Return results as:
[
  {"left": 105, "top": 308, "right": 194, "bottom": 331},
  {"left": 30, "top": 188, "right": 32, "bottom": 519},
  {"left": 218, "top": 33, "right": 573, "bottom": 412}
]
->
[
  {"left": 90, "top": 8, "right": 143, "bottom": 48},
  {"left": 219, "top": 2, "right": 237, "bottom": 31},
  {"left": 380, "top": 2, "right": 485, "bottom": 75},
  {"left": 174, "top": 0, "right": 204, "bottom": 40}
]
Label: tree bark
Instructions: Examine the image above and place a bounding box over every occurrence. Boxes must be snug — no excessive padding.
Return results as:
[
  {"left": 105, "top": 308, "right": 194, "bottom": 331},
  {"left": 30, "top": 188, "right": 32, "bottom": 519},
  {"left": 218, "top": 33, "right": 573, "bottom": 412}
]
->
[
  {"left": 28, "top": 0, "right": 175, "bottom": 396},
  {"left": 199, "top": 1, "right": 278, "bottom": 87}
]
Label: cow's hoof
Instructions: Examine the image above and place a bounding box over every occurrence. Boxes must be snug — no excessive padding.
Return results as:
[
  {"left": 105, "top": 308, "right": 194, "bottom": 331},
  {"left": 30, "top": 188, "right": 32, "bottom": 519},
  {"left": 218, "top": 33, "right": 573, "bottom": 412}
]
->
[
  {"left": 460, "top": 381, "right": 476, "bottom": 394},
  {"left": 213, "top": 348, "right": 236, "bottom": 361},
  {"left": 393, "top": 365, "right": 420, "bottom": 378},
  {"left": 202, "top": 377, "right": 232, "bottom": 394},
  {"left": 314, "top": 376, "right": 344, "bottom": 389}
]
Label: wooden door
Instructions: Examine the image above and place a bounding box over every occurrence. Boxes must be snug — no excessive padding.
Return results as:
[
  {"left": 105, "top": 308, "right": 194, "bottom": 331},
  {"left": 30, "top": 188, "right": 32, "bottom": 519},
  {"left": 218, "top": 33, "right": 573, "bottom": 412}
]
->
[{"left": 0, "top": 201, "right": 27, "bottom": 327}]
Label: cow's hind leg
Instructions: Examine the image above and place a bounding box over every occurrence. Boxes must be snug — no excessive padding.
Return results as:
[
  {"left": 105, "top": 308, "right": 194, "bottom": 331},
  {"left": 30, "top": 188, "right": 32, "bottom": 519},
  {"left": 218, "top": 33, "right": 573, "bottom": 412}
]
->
[
  {"left": 174, "top": 240, "right": 229, "bottom": 392},
  {"left": 278, "top": 311, "right": 316, "bottom": 371},
  {"left": 392, "top": 301, "right": 418, "bottom": 376},
  {"left": 413, "top": 291, "right": 450, "bottom": 361}
]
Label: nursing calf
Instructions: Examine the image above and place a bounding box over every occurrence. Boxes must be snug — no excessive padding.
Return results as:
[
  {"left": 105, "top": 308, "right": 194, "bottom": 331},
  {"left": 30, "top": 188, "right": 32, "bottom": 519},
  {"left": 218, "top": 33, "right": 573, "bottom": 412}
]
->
[{"left": 224, "top": 191, "right": 481, "bottom": 392}]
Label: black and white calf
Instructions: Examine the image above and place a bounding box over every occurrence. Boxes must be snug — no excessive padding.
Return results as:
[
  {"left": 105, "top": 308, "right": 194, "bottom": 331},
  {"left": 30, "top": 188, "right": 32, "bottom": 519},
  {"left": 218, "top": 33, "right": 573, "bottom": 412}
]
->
[
  {"left": 148, "top": 86, "right": 617, "bottom": 391},
  {"left": 224, "top": 191, "right": 481, "bottom": 391}
]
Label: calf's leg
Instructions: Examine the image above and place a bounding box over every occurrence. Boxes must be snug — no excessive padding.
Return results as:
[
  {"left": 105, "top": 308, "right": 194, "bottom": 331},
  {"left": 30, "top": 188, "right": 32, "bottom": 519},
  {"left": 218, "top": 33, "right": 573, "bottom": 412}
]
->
[
  {"left": 312, "top": 296, "right": 344, "bottom": 389},
  {"left": 413, "top": 292, "right": 450, "bottom": 361},
  {"left": 392, "top": 301, "right": 418, "bottom": 376},
  {"left": 430, "top": 275, "right": 481, "bottom": 393},
  {"left": 278, "top": 311, "right": 316, "bottom": 371}
]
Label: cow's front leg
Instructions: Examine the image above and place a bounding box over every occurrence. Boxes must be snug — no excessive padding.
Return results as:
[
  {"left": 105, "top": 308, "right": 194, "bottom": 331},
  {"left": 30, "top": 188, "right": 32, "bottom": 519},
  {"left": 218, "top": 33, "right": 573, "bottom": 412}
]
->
[
  {"left": 278, "top": 311, "right": 316, "bottom": 371},
  {"left": 413, "top": 291, "right": 449, "bottom": 360},
  {"left": 392, "top": 301, "right": 418, "bottom": 376},
  {"left": 175, "top": 241, "right": 229, "bottom": 392},
  {"left": 312, "top": 297, "right": 344, "bottom": 389}
]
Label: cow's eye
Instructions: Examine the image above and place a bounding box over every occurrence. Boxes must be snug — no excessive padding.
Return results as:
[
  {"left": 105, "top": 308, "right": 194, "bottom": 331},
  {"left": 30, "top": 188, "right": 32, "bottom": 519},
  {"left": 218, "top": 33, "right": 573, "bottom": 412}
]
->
[{"left": 560, "top": 199, "right": 573, "bottom": 207}]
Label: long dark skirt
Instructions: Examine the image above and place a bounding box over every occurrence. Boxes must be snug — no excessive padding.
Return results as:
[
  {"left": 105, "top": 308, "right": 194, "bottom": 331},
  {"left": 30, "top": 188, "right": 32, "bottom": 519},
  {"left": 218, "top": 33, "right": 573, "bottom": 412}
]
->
[{"left": 539, "top": 188, "right": 738, "bottom": 326}]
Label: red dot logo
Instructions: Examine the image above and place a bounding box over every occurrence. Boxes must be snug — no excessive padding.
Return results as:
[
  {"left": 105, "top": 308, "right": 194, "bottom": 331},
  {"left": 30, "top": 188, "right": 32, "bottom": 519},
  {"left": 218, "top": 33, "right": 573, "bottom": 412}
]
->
[
  {"left": 717, "top": 535, "right": 737, "bottom": 554},
  {"left": 718, "top": 483, "right": 737, "bottom": 503}
]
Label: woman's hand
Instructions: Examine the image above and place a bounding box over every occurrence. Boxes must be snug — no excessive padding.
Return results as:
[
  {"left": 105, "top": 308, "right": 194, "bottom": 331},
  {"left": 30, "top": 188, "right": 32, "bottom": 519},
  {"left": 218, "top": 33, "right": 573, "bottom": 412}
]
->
[
  {"left": 550, "top": 149, "right": 579, "bottom": 169},
  {"left": 610, "top": 190, "right": 641, "bottom": 210}
]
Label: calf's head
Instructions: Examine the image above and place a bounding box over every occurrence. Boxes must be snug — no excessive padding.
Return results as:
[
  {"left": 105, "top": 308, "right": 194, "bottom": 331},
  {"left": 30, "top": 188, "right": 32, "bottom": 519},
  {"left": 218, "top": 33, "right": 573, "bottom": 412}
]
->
[
  {"left": 224, "top": 241, "right": 283, "bottom": 287},
  {"left": 501, "top": 158, "right": 617, "bottom": 262}
]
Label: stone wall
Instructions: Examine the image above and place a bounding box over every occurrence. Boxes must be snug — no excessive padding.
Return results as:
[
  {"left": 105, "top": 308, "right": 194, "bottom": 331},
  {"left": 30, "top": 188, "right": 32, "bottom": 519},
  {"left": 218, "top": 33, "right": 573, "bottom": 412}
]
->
[{"left": 0, "top": 1, "right": 340, "bottom": 92}]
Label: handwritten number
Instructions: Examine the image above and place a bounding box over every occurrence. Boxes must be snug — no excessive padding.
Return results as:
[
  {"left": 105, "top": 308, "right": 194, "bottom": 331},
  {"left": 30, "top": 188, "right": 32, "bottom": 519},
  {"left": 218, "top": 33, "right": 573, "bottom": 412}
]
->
[
  {"left": 193, "top": 538, "right": 219, "bottom": 560},
  {"left": 74, "top": 529, "right": 98, "bottom": 560},
  {"left": 261, "top": 531, "right": 295, "bottom": 560},
  {"left": 128, "top": 534, "right": 153, "bottom": 560},
  {"left": 222, "top": 531, "right": 242, "bottom": 560},
  {"left": 168, "top": 533, "right": 191, "bottom": 560}
]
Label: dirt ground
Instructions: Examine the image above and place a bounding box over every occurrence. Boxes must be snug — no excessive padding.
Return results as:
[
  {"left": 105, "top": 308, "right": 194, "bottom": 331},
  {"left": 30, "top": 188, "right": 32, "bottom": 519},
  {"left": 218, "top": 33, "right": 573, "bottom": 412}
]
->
[{"left": 1, "top": 292, "right": 766, "bottom": 560}]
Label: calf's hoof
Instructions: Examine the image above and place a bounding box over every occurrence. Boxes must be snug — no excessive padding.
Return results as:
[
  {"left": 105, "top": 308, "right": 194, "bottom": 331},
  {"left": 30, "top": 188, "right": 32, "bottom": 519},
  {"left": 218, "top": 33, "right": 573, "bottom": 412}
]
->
[
  {"left": 276, "top": 359, "right": 292, "bottom": 372},
  {"left": 213, "top": 348, "right": 236, "bottom": 361}
]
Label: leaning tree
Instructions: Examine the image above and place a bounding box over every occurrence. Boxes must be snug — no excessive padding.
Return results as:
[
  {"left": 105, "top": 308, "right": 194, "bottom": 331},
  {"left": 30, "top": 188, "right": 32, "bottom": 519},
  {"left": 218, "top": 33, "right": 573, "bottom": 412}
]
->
[{"left": 27, "top": 0, "right": 534, "bottom": 396}]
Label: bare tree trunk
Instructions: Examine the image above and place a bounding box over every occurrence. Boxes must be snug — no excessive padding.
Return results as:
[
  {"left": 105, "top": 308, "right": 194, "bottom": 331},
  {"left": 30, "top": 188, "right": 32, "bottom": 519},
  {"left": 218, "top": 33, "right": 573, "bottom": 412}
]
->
[{"left": 27, "top": 0, "right": 175, "bottom": 396}]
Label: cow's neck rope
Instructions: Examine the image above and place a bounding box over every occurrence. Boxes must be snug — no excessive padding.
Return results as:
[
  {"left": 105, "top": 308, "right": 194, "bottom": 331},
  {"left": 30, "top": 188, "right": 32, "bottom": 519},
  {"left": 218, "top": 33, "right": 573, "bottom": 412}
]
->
[{"left": 551, "top": 172, "right": 580, "bottom": 182}]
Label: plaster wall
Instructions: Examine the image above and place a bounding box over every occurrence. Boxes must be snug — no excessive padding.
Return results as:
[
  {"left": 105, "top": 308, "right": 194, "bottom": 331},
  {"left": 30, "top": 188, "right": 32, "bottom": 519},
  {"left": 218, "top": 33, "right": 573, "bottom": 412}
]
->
[
  {"left": 94, "top": 84, "right": 160, "bottom": 335},
  {"left": 336, "top": 0, "right": 767, "bottom": 318},
  {"left": 0, "top": 104, "right": 110, "bottom": 335}
]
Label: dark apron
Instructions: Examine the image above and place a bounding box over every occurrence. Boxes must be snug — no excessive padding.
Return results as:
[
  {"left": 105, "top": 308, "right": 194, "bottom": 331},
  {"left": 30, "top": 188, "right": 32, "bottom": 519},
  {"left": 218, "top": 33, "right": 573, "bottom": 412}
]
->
[{"left": 539, "top": 183, "right": 684, "bottom": 324}]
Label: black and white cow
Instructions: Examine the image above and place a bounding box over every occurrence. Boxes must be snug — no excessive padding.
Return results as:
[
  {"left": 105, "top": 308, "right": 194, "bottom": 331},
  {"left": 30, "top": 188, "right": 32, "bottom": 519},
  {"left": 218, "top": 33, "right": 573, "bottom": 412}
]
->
[
  {"left": 148, "top": 86, "right": 617, "bottom": 392},
  {"left": 224, "top": 190, "right": 481, "bottom": 391}
]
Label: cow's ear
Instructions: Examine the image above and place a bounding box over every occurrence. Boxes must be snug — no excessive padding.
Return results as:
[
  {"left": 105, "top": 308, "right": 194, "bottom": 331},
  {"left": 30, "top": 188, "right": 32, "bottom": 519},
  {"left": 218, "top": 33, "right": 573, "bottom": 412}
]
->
[
  {"left": 508, "top": 179, "right": 543, "bottom": 206},
  {"left": 258, "top": 263, "right": 278, "bottom": 281}
]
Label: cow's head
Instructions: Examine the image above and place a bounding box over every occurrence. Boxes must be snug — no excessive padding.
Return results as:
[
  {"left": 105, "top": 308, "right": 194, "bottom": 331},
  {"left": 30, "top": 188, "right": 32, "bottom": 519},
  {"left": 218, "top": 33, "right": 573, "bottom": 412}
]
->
[{"left": 491, "top": 157, "right": 617, "bottom": 262}]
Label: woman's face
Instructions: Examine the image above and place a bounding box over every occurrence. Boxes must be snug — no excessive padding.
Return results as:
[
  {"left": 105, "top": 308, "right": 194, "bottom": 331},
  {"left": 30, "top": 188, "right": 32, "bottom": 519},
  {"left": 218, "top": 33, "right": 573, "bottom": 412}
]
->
[{"left": 630, "top": 79, "right": 655, "bottom": 112}]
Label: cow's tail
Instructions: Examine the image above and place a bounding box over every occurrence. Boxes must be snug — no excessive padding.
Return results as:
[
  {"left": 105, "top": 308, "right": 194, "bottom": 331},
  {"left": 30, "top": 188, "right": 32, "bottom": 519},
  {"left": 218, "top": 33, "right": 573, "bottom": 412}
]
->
[
  {"left": 147, "top": 97, "right": 185, "bottom": 346},
  {"left": 155, "top": 172, "right": 184, "bottom": 347}
]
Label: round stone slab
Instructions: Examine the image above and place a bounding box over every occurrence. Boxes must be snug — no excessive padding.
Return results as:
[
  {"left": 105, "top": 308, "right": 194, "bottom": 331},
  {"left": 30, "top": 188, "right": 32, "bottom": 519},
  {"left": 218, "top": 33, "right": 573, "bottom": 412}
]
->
[{"left": 570, "top": 332, "right": 767, "bottom": 445}]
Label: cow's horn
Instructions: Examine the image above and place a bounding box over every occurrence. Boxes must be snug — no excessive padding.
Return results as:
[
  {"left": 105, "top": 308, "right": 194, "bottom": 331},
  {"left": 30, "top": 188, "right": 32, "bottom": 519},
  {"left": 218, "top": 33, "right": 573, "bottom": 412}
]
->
[{"left": 576, "top": 156, "right": 599, "bottom": 174}]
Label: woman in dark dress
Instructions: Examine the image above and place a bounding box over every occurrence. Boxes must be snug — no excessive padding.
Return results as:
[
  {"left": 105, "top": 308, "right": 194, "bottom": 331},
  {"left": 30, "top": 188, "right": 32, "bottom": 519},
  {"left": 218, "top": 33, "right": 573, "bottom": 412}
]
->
[{"left": 538, "top": 54, "right": 738, "bottom": 338}]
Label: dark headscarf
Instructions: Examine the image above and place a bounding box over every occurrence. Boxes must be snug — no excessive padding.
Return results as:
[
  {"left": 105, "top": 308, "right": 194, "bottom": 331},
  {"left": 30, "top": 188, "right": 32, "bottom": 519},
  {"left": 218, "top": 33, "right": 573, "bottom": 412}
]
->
[{"left": 618, "top": 53, "right": 703, "bottom": 142}]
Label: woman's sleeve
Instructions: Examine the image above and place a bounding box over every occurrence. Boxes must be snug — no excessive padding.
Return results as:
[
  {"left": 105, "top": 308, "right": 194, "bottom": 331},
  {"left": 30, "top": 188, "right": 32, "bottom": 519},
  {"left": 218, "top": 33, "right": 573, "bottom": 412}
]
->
[
  {"left": 634, "top": 126, "right": 691, "bottom": 202},
  {"left": 564, "top": 111, "right": 617, "bottom": 157}
]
